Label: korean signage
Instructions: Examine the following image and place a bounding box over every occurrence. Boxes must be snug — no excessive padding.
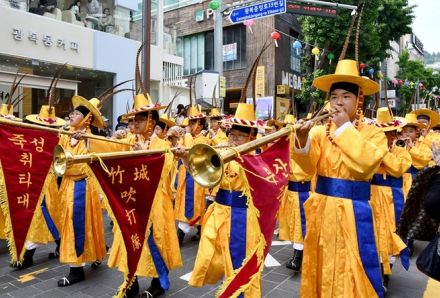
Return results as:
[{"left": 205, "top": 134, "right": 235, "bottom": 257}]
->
[
  {"left": 223, "top": 43, "right": 237, "bottom": 62},
  {"left": 229, "top": 0, "right": 286, "bottom": 24},
  {"left": 255, "top": 65, "right": 266, "bottom": 97},
  {"left": 219, "top": 76, "right": 226, "bottom": 97},
  {"left": 412, "top": 34, "right": 424, "bottom": 55},
  {"left": 286, "top": 1, "right": 337, "bottom": 18},
  {"left": 0, "top": 8, "right": 94, "bottom": 68}
]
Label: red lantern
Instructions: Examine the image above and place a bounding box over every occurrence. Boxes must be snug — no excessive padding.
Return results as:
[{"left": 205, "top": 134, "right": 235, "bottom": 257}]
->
[
  {"left": 398, "top": 79, "right": 403, "bottom": 85},
  {"left": 271, "top": 31, "right": 281, "bottom": 47}
]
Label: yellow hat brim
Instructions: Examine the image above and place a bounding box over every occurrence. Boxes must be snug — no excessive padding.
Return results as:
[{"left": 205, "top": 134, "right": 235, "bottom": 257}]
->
[
  {"left": 125, "top": 105, "right": 167, "bottom": 117},
  {"left": 0, "top": 115, "right": 22, "bottom": 122},
  {"left": 313, "top": 74, "right": 380, "bottom": 96},
  {"left": 159, "top": 117, "right": 176, "bottom": 128},
  {"left": 25, "top": 114, "right": 66, "bottom": 127},
  {"left": 413, "top": 109, "right": 440, "bottom": 125},
  {"left": 72, "top": 95, "right": 105, "bottom": 128}
]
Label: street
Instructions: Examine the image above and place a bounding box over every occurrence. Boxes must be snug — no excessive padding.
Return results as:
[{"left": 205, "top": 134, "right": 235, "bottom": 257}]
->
[{"left": 0, "top": 215, "right": 437, "bottom": 297}]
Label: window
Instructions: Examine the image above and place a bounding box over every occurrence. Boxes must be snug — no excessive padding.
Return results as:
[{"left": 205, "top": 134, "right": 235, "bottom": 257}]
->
[
  {"left": 290, "top": 42, "right": 301, "bottom": 72},
  {"left": 181, "top": 33, "right": 205, "bottom": 75}
]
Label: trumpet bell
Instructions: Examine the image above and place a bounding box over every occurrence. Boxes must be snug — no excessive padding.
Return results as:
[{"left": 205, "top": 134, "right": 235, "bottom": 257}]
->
[
  {"left": 53, "top": 145, "right": 72, "bottom": 177},
  {"left": 187, "top": 144, "right": 224, "bottom": 188}
]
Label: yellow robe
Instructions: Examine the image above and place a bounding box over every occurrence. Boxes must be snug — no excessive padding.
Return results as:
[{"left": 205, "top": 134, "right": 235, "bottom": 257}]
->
[
  {"left": 279, "top": 135, "right": 314, "bottom": 244},
  {"left": 210, "top": 129, "right": 228, "bottom": 146},
  {"left": 189, "top": 159, "right": 261, "bottom": 297},
  {"left": 57, "top": 131, "right": 108, "bottom": 264},
  {"left": 370, "top": 147, "right": 411, "bottom": 275},
  {"left": 293, "top": 122, "right": 387, "bottom": 298},
  {"left": 174, "top": 133, "right": 210, "bottom": 224},
  {"left": 402, "top": 141, "right": 432, "bottom": 197},
  {"left": 108, "top": 136, "right": 182, "bottom": 277}
]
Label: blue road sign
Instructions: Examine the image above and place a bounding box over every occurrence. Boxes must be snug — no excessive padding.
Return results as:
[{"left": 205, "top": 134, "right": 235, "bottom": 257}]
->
[{"left": 229, "top": 0, "right": 286, "bottom": 24}]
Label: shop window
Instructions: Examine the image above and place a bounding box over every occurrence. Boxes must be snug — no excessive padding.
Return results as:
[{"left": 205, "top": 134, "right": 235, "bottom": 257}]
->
[
  {"left": 290, "top": 42, "right": 301, "bottom": 72},
  {"left": 180, "top": 33, "right": 205, "bottom": 75}
]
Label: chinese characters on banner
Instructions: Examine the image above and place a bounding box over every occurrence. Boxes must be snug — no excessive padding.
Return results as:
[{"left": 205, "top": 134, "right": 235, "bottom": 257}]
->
[
  {"left": 89, "top": 154, "right": 165, "bottom": 296},
  {"left": 217, "top": 136, "right": 290, "bottom": 298},
  {"left": 0, "top": 124, "right": 59, "bottom": 261}
]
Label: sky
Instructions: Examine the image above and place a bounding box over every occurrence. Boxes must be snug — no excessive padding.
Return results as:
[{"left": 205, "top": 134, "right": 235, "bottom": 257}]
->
[{"left": 408, "top": 0, "right": 439, "bottom": 53}]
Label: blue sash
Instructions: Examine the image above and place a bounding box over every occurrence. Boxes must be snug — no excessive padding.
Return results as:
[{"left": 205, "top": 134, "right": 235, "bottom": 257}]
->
[
  {"left": 73, "top": 179, "right": 86, "bottom": 257},
  {"left": 184, "top": 170, "right": 195, "bottom": 220},
  {"left": 41, "top": 197, "right": 60, "bottom": 241},
  {"left": 216, "top": 189, "right": 247, "bottom": 298},
  {"left": 147, "top": 231, "right": 170, "bottom": 290},
  {"left": 315, "top": 176, "right": 384, "bottom": 298},
  {"left": 288, "top": 181, "right": 311, "bottom": 237},
  {"left": 371, "top": 174, "right": 410, "bottom": 270},
  {"left": 407, "top": 165, "right": 419, "bottom": 179}
]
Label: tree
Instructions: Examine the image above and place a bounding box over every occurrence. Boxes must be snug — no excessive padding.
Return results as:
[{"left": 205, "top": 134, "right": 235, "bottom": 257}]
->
[{"left": 296, "top": 0, "right": 414, "bottom": 105}]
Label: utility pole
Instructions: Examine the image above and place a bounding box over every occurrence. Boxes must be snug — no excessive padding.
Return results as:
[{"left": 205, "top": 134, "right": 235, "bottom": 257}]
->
[
  {"left": 214, "top": 1, "right": 223, "bottom": 77},
  {"left": 142, "top": 0, "right": 151, "bottom": 93}
]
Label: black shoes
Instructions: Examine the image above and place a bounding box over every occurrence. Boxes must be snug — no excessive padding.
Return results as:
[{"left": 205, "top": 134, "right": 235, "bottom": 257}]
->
[
  {"left": 57, "top": 266, "right": 85, "bottom": 287},
  {"left": 91, "top": 261, "right": 102, "bottom": 269},
  {"left": 407, "top": 239, "right": 414, "bottom": 257},
  {"left": 124, "top": 277, "right": 139, "bottom": 298},
  {"left": 191, "top": 226, "right": 201, "bottom": 241},
  {"left": 286, "top": 249, "right": 303, "bottom": 273},
  {"left": 11, "top": 248, "right": 36, "bottom": 270},
  {"left": 141, "top": 278, "right": 165, "bottom": 298},
  {"left": 177, "top": 228, "right": 185, "bottom": 246}
]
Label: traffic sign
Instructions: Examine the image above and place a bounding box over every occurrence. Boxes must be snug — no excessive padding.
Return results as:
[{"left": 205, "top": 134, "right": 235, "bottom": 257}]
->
[{"left": 229, "top": 0, "right": 286, "bottom": 24}]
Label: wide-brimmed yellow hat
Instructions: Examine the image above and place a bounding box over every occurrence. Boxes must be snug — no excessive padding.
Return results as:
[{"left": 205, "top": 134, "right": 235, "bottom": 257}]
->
[
  {"left": 208, "top": 107, "right": 225, "bottom": 119},
  {"left": 0, "top": 104, "right": 21, "bottom": 121},
  {"left": 26, "top": 105, "right": 66, "bottom": 127},
  {"left": 179, "top": 118, "right": 189, "bottom": 127},
  {"left": 284, "top": 114, "right": 296, "bottom": 125},
  {"left": 159, "top": 114, "right": 176, "bottom": 128},
  {"left": 313, "top": 59, "right": 380, "bottom": 96},
  {"left": 187, "top": 106, "right": 206, "bottom": 120},
  {"left": 72, "top": 96, "right": 105, "bottom": 128},
  {"left": 403, "top": 113, "right": 425, "bottom": 129},
  {"left": 223, "top": 103, "right": 258, "bottom": 128},
  {"left": 413, "top": 108, "right": 440, "bottom": 126},
  {"left": 125, "top": 93, "right": 166, "bottom": 117},
  {"left": 374, "top": 107, "right": 405, "bottom": 132}
]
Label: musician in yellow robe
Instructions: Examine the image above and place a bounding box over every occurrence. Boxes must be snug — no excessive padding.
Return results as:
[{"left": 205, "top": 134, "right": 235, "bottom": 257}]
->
[
  {"left": 278, "top": 114, "right": 314, "bottom": 273},
  {"left": 56, "top": 96, "right": 109, "bottom": 287},
  {"left": 208, "top": 108, "right": 228, "bottom": 146},
  {"left": 369, "top": 108, "right": 411, "bottom": 294},
  {"left": 189, "top": 102, "right": 262, "bottom": 297},
  {"left": 414, "top": 108, "right": 440, "bottom": 148},
  {"left": 175, "top": 106, "right": 210, "bottom": 244},
  {"left": 107, "top": 93, "right": 183, "bottom": 298},
  {"left": 293, "top": 60, "right": 387, "bottom": 298}
]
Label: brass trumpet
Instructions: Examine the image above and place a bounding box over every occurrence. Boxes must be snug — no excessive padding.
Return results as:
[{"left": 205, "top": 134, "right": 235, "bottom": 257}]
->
[
  {"left": 187, "top": 111, "right": 336, "bottom": 188},
  {"left": 0, "top": 118, "right": 132, "bottom": 147},
  {"left": 52, "top": 144, "right": 232, "bottom": 176}
]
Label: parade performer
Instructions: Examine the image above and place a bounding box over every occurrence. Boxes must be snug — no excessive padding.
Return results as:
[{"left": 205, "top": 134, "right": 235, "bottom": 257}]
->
[
  {"left": 12, "top": 68, "right": 67, "bottom": 269},
  {"left": 293, "top": 58, "right": 387, "bottom": 297},
  {"left": 175, "top": 77, "right": 210, "bottom": 245},
  {"left": 414, "top": 108, "right": 440, "bottom": 148},
  {"left": 108, "top": 45, "right": 183, "bottom": 297},
  {"left": 369, "top": 107, "right": 411, "bottom": 293},
  {"left": 278, "top": 113, "right": 313, "bottom": 274}
]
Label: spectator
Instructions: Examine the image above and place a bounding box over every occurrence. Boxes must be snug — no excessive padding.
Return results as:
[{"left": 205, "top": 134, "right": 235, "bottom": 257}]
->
[
  {"left": 424, "top": 141, "right": 440, "bottom": 221},
  {"left": 30, "top": 0, "right": 57, "bottom": 15},
  {"left": 100, "top": 8, "right": 114, "bottom": 32},
  {"left": 68, "top": 1, "right": 82, "bottom": 22},
  {"left": 87, "top": 0, "right": 101, "bottom": 15}
]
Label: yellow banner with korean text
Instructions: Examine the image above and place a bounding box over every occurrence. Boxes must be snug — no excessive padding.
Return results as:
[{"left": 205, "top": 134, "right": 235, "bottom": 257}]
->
[
  {"left": 88, "top": 153, "right": 165, "bottom": 297},
  {"left": 0, "top": 123, "right": 59, "bottom": 262}
]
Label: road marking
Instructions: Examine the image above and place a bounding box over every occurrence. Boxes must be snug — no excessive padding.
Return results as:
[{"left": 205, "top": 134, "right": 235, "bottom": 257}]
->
[
  {"left": 264, "top": 253, "right": 280, "bottom": 267},
  {"left": 18, "top": 267, "right": 48, "bottom": 283},
  {"left": 423, "top": 278, "right": 440, "bottom": 298},
  {"left": 180, "top": 271, "right": 192, "bottom": 281},
  {"left": 271, "top": 240, "right": 291, "bottom": 246}
]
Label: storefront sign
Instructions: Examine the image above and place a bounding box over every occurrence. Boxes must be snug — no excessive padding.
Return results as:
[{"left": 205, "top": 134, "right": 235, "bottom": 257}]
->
[
  {"left": 12, "top": 28, "right": 79, "bottom": 52},
  {"left": 195, "top": 10, "right": 205, "bottom": 22},
  {"left": 223, "top": 43, "right": 237, "bottom": 62},
  {"left": 281, "top": 71, "right": 302, "bottom": 91},
  {"left": 219, "top": 76, "right": 226, "bottom": 98},
  {"left": 286, "top": 2, "right": 337, "bottom": 18},
  {"left": 276, "top": 84, "right": 289, "bottom": 95},
  {"left": 255, "top": 66, "right": 266, "bottom": 97}
]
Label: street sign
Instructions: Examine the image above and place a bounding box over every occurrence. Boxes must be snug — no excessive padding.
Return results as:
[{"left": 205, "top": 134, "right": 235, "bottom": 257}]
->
[{"left": 229, "top": 0, "right": 286, "bottom": 24}]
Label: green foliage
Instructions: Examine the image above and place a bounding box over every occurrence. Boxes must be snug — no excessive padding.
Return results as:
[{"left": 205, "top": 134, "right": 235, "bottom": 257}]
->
[{"left": 297, "top": 0, "right": 414, "bottom": 104}]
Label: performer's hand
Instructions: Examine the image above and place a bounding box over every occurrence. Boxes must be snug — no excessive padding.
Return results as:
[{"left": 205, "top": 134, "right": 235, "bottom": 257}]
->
[
  {"left": 330, "top": 106, "right": 350, "bottom": 128},
  {"left": 132, "top": 143, "right": 143, "bottom": 151},
  {"left": 173, "top": 145, "right": 187, "bottom": 159},
  {"left": 295, "top": 119, "right": 313, "bottom": 148},
  {"left": 112, "top": 130, "right": 127, "bottom": 139},
  {"left": 432, "top": 141, "right": 440, "bottom": 166},
  {"left": 71, "top": 131, "right": 86, "bottom": 140}
]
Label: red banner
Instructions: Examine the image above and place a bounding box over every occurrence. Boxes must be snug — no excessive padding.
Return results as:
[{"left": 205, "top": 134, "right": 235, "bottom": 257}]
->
[
  {"left": 0, "top": 124, "right": 59, "bottom": 261},
  {"left": 89, "top": 153, "right": 165, "bottom": 296},
  {"left": 218, "top": 136, "right": 290, "bottom": 298}
]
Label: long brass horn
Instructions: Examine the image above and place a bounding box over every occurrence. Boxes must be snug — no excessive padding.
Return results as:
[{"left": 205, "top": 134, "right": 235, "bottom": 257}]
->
[{"left": 187, "top": 111, "right": 335, "bottom": 188}]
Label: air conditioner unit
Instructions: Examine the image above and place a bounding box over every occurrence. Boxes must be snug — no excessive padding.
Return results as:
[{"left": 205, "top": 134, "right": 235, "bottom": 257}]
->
[{"left": 195, "top": 71, "right": 219, "bottom": 107}]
